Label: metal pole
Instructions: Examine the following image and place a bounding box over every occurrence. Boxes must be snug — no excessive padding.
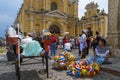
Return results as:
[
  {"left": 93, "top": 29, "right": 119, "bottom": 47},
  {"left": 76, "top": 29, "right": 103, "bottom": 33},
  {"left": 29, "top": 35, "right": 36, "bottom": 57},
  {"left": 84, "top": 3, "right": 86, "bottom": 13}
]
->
[
  {"left": 42, "top": 0, "right": 44, "bottom": 30},
  {"left": 17, "top": 23, "right": 20, "bottom": 67}
]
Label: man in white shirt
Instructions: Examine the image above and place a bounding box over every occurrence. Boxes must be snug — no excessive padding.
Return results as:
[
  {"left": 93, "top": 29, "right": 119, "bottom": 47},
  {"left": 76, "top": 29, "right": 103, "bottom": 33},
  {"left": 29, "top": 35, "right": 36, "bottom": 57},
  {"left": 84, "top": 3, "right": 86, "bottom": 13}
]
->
[
  {"left": 78, "top": 30, "right": 87, "bottom": 58},
  {"left": 64, "top": 40, "right": 72, "bottom": 52},
  {"left": 70, "top": 38, "right": 75, "bottom": 48},
  {"left": 7, "top": 26, "right": 16, "bottom": 37}
]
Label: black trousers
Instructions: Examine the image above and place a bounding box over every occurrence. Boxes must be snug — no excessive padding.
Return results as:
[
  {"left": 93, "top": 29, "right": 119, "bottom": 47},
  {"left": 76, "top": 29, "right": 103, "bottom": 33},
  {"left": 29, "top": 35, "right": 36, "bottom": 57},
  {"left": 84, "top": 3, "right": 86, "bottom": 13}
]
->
[
  {"left": 86, "top": 46, "right": 89, "bottom": 55},
  {"left": 81, "top": 48, "right": 87, "bottom": 58}
]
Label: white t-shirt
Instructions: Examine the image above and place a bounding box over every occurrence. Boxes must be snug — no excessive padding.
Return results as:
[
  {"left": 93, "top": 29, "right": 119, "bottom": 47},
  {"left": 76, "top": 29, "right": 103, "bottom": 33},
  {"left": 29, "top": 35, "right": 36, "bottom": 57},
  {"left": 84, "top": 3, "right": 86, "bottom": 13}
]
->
[
  {"left": 59, "top": 38, "right": 63, "bottom": 43},
  {"left": 7, "top": 27, "right": 16, "bottom": 37},
  {"left": 79, "top": 34, "right": 87, "bottom": 51},
  {"left": 79, "top": 34, "right": 86, "bottom": 43},
  {"left": 71, "top": 39, "right": 75, "bottom": 42},
  {"left": 21, "top": 37, "right": 33, "bottom": 45},
  {"left": 64, "top": 43, "right": 72, "bottom": 50},
  {"left": 95, "top": 46, "right": 110, "bottom": 57}
]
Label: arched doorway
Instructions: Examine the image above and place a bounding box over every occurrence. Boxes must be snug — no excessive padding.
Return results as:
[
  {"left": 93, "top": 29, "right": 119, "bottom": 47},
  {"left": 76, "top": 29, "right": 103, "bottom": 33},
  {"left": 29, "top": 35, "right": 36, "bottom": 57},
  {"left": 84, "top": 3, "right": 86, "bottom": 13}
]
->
[{"left": 49, "top": 25, "right": 60, "bottom": 34}]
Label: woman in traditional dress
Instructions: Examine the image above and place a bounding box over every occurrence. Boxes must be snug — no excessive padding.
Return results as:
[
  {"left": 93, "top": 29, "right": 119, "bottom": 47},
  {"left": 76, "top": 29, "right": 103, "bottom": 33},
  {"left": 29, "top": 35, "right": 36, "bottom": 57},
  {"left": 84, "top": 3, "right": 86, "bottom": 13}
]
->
[{"left": 90, "top": 39, "right": 111, "bottom": 64}]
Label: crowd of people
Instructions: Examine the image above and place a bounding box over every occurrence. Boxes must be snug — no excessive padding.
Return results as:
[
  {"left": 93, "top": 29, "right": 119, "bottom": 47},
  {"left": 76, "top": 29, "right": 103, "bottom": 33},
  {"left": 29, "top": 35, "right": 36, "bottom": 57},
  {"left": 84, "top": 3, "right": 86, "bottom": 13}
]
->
[
  {"left": 57, "top": 30, "right": 111, "bottom": 64},
  {"left": 6, "top": 26, "right": 112, "bottom": 64}
]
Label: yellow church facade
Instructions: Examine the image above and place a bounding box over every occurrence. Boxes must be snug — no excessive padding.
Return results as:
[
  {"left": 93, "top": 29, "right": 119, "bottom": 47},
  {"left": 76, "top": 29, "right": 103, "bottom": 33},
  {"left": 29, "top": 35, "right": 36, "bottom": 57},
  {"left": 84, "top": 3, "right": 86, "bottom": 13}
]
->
[
  {"left": 15, "top": 1, "right": 108, "bottom": 38},
  {"left": 77, "top": 2, "right": 108, "bottom": 38},
  {"left": 15, "top": 0, "right": 79, "bottom": 36}
]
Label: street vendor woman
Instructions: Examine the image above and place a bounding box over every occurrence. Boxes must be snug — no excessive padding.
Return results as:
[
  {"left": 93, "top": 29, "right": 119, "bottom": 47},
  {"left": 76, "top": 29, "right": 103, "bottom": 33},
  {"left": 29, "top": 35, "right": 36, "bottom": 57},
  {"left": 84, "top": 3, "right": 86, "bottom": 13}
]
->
[
  {"left": 42, "top": 31, "right": 52, "bottom": 59},
  {"left": 90, "top": 39, "right": 112, "bottom": 64}
]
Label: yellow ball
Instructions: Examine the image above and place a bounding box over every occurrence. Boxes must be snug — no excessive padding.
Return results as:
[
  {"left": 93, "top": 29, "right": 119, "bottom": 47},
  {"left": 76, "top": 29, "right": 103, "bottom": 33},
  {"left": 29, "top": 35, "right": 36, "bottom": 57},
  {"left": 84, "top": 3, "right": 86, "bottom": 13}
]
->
[
  {"left": 94, "top": 66, "right": 100, "bottom": 73},
  {"left": 68, "top": 55, "right": 75, "bottom": 62},
  {"left": 81, "top": 69, "right": 88, "bottom": 76},
  {"left": 93, "top": 71, "right": 96, "bottom": 76},
  {"left": 54, "top": 55, "right": 60, "bottom": 61},
  {"left": 69, "top": 61, "right": 75, "bottom": 65},
  {"left": 65, "top": 52, "right": 71, "bottom": 58}
]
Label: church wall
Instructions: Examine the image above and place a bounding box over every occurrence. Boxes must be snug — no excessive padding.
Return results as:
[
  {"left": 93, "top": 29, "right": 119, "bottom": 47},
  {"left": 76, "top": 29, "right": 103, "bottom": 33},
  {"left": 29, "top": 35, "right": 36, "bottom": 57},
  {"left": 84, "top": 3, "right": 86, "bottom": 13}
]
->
[
  {"left": 107, "top": 0, "right": 120, "bottom": 57},
  {"left": 15, "top": 0, "right": 78, "bottom": 37},
  {"left": 15, "top": 0, "right": 107, "bottom": 38},
  {"left": 78, "top": 2, "right": 108, "bottom": 38}
]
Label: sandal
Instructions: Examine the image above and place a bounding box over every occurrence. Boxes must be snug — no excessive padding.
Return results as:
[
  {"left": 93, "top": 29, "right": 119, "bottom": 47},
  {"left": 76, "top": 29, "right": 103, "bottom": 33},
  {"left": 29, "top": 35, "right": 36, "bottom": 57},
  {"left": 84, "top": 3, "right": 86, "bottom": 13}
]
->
[{"left": 102, "top": 60, "right": 112, "bottom": 64}]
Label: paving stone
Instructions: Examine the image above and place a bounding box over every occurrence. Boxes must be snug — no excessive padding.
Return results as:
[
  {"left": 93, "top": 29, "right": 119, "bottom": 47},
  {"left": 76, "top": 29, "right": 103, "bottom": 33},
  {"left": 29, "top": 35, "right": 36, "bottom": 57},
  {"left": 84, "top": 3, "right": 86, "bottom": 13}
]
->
[{"left": 0, "top": 49, "right": 120, "bottom": 80}]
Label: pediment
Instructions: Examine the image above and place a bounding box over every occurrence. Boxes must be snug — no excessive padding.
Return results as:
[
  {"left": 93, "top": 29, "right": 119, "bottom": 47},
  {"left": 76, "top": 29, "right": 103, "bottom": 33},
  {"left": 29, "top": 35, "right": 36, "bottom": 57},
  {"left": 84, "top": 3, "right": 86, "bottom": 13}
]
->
[{"left": 46, "top": 10, "right": 68, "bottom": 18}]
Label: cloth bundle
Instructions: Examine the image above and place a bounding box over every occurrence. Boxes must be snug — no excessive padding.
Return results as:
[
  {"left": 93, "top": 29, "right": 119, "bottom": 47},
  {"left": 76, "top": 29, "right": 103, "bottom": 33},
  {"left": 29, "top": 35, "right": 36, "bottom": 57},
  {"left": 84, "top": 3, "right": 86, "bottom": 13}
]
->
[{"left": 21, "top": 40, "right": 43, "bottom": 56}]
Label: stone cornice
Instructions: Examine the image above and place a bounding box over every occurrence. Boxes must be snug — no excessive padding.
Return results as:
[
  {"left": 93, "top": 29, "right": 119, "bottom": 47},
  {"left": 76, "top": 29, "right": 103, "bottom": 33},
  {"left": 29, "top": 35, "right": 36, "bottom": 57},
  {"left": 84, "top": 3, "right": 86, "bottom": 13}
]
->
[
  {"left": 108, "top": 32, "right": 120, "bottom": 35},
  {"left": 45, "top": 10, "right": 68, "bottom": 19},
  {"left": 68, "top": 0, "right": 78, "bottom": 4}
]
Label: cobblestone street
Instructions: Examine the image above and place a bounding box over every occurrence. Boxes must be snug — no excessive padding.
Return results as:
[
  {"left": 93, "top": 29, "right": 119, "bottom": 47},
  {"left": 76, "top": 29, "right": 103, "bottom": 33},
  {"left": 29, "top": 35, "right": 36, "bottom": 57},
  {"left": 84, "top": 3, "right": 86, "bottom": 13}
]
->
[
  {"left": 0, "top": 49, "right": 120, "bottom": 80},
  {"left": 1, "top": 0, "right": 120, "bottom": 80}
]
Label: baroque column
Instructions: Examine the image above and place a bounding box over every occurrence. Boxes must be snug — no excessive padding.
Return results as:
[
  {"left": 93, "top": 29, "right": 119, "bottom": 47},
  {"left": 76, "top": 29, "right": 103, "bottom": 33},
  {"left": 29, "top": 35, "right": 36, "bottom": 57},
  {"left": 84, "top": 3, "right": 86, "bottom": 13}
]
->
[{"left": 108, "top": 0, "right": 120, "bottom": 57}]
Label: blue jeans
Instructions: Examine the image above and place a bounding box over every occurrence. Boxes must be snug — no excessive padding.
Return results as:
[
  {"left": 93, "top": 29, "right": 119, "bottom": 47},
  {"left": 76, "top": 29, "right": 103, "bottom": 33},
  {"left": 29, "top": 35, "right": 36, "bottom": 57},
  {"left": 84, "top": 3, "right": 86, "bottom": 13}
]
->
[
  {"left": 50, "top": 43, "right": 56, "bottom": 56},
  {"left": 90, "top": 55, "right": 105, "bottom": 64}
]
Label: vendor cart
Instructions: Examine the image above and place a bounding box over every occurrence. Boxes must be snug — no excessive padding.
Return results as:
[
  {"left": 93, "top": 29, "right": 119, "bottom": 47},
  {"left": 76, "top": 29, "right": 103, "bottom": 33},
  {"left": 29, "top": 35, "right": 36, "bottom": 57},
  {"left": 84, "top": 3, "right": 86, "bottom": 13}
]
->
[{"left": 6, "top": 37, "right": 49, "bottom": 80}]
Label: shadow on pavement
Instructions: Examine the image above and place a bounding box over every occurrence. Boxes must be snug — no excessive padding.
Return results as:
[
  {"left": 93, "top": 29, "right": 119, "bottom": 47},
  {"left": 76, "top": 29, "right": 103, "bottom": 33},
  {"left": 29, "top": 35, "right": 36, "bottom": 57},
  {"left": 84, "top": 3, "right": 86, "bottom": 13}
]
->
[{"left": 0, "top": 70, "right": 45, "bottom": 80}]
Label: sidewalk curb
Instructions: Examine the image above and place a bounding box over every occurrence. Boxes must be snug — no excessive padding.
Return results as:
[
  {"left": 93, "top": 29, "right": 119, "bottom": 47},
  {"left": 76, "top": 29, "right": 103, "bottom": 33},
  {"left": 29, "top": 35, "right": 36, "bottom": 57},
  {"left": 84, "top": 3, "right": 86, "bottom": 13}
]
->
[{"left": 101, "top": 67, "right": 120, "bottom": 77}]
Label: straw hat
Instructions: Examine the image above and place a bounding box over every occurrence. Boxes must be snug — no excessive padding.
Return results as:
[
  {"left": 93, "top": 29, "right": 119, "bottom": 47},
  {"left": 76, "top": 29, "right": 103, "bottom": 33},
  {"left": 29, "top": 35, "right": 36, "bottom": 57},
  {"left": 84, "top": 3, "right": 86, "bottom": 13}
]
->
[{"left": 44, "top": 32, "right": 51, "bottom": 36}]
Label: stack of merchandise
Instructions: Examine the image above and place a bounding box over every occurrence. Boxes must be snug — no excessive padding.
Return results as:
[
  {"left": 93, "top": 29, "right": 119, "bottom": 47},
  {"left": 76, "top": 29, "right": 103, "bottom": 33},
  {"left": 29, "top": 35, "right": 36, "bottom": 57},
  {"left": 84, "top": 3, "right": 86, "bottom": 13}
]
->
[
  {"left": 53, "top": 51, "right": 100, "bottom": 77},
  {"left": 53, "top": 51, "right": 75, "bottom": 69},
  {"left": 67, "top": 60, "right": 100, "bottom": 77}
]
